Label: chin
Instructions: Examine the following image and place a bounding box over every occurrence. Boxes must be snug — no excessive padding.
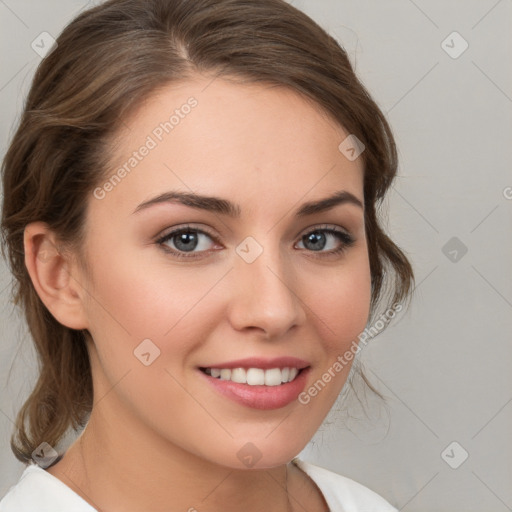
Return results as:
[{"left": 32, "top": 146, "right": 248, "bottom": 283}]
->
[{"left": 203, "top": 436, "right": 309, "bottom": 471}]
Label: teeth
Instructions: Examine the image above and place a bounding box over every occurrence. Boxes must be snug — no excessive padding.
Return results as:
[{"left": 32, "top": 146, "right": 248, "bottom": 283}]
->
[
  {"left": 203, "top": 367, "right": 301, "bottom": 386},
  {"left": 231, "top": 368, "right": 246, "bottom": 384},
  {"left": 220, "top": 369, "right": 231, "bottom": 381}
]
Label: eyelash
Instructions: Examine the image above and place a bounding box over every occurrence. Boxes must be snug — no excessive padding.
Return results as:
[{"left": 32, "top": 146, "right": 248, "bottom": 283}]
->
[{"left": 155, "top": 224, "right": 355, "bottom": 260}]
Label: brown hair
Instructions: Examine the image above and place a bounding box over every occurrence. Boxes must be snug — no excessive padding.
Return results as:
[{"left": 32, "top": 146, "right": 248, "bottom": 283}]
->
[{"left": 1, "top": 0, "right": 414, "bottom": 464}]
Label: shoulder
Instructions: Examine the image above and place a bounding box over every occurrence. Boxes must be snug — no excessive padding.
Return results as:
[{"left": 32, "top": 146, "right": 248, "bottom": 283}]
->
[
  {"left": 293, "top": 457, "right": 398, "bottom": 512},
  {"left": 0, "top": 464, "right": 96, "bottom": 512}
]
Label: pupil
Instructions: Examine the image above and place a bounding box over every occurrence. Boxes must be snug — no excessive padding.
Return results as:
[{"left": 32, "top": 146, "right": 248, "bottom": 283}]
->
[
  {"left": 175, "top": 231, "right": 197, "bottom": 252},
  {"left": 305, "top": 232, "right": 325, "bottom": 251}
]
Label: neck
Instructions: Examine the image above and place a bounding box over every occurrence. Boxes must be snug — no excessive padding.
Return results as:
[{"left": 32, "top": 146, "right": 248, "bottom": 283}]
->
[{"left": 50, "top": 403, "right": 295, "bottom": 512}]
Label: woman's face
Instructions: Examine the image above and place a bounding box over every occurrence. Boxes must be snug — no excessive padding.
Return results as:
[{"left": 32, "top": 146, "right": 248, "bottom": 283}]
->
[{"left": 74, "top": 76, "right": 371, "bottom": 469}]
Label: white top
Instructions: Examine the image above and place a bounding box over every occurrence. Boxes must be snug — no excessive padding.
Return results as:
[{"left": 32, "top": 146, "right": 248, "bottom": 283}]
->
[{"left": 0, "top": 457, "right": 397, "bottom": 511}]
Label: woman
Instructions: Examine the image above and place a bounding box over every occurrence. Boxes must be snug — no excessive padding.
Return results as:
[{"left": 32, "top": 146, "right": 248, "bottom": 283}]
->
[{"left": 0, "top": 0, "right": 414, "bottom": 510}]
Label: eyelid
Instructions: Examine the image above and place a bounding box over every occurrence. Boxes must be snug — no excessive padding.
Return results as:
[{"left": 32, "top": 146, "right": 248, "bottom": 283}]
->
[
  {"left": 156, "top": 223, "right": 218, "bottom": 243},
  {"left": 298, "top": 223, "right": 351, "bottom": 238}
]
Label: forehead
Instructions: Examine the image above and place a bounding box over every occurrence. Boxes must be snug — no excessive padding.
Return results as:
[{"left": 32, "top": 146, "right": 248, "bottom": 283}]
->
[{"left": 95, "top": 76, "right": 364, "bottom": 218}]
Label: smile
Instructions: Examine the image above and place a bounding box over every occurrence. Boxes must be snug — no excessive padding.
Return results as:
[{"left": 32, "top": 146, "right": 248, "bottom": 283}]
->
[
  {"left": 198, "top": 366, "right": 311, "bottom": 410},
  {"left": 200, "top": 367, "right": 301, "bottom": 386}
]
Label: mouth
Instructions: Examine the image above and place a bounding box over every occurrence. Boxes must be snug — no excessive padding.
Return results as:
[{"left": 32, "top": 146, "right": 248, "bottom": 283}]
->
[
  {"left": 199, "top": 366, "right": 307, "bottom": 386},
  {"left": 197, "top": 363, "right": 311, "bottom": 410}
]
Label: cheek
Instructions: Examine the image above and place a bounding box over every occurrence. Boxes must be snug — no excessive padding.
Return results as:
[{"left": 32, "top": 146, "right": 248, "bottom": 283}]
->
[
  {"left": 80, "top": 248, "right": 218, "bottom": 412},
  {"left": 309, "top": 254, "right": 372, "bottom": 353},
  {"left": 83, "top": 238, "right": 219, "bottom": 342}
]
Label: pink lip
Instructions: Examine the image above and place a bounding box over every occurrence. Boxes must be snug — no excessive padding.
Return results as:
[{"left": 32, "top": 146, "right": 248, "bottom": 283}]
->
[
  {"left": 198, "top": 366, "right": 311, "bottom": 410},
  {"left": 198, "top": 356, "right": 310, "bottom": 370}
]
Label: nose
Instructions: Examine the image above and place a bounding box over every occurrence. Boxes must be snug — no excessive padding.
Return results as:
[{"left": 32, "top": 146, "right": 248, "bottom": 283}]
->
[{"left": 227, "top": 241, "right": 306, "bottom": 340}]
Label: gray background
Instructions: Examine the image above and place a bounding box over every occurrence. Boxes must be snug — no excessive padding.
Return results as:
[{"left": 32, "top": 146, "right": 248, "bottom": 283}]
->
[{"left": 1, "top": 1, "right": 511, "bottom": 511}]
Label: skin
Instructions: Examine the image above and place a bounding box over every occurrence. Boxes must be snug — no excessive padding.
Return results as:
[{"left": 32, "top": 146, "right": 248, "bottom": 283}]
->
[{"left": 24, "top": 75, "right": 371, "bottom": 512}]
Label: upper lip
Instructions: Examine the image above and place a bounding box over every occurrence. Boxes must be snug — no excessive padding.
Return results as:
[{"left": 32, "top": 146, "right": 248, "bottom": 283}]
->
[{"left": 199, "top": 356, "right": 310, "bottom": 370}]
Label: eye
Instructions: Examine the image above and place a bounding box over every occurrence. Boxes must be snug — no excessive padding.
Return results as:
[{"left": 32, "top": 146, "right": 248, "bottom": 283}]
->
[
  {"left": 156, "top": 225, "right": 218, "bottom": 259},
  {"left": 296, "top": 226, "right": 355, "bottom": 256}
]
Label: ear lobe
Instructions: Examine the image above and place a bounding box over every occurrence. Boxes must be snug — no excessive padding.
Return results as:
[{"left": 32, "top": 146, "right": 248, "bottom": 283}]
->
[{"left": 23, "top": 221, "right": 89, "bottom": 330}]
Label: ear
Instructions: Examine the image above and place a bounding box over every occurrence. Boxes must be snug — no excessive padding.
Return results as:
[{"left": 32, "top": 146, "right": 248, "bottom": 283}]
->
[{"left": 23, "top": 221, "right": 89, "bottom": 330}]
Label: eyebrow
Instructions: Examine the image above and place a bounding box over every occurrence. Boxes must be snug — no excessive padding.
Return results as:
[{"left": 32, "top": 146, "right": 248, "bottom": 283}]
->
[{"left": 132, "top": 189, "right": 363, "bottom": 217}]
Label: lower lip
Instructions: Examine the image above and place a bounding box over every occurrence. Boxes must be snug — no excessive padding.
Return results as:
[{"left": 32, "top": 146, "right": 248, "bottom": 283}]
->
[{"left": 198, "top": 367, "right": 311, "bottom": 410}]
